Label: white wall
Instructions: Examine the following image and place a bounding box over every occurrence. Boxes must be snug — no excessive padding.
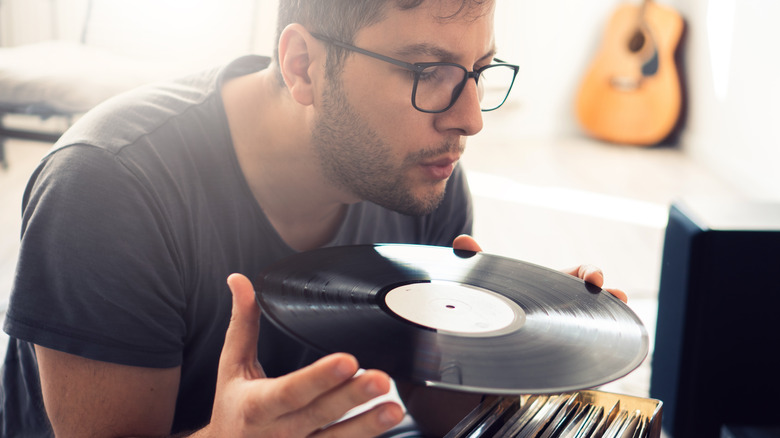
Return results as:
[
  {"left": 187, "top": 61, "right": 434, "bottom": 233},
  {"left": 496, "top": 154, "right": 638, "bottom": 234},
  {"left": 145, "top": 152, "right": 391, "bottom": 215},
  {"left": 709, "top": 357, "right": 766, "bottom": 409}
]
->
[
  {"left": 1, "top": 0, "right": 86, "bottom": 45},
  {"left": 494, "top": 0, "right": 779, "bottom": 201},
  {"left": 0, "top": 0, "right": 279, "bottom": 66},
  {"left": 674, "top": 0, "right": 780, "bottom": 201},
  {"left": 493, "top": 0, "right": 623, "bottom": 138},
  {"left": 2, "top": 0, "right": 778, "bottom": 200}
]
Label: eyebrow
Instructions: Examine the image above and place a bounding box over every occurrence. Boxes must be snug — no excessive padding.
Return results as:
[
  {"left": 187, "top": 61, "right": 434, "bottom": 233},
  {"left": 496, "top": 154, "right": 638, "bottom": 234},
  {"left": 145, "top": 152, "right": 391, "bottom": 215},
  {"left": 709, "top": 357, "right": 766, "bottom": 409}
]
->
[{"left": 394, "top": 42, "right": 497, "bottom": 65}]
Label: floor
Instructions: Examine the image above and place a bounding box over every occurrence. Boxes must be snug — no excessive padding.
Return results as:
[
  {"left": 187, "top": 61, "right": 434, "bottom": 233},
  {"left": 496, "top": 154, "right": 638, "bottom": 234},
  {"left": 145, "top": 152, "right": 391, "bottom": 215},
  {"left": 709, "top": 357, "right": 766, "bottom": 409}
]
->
[{"left": 0, "top": 112, "right": 741, "bottom": 435}]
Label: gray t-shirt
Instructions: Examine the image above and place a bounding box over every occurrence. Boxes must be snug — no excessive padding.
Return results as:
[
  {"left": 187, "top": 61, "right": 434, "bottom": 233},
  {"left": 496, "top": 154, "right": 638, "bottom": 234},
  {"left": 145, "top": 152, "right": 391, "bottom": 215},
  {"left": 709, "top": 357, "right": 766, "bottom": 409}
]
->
[{"left": 1, "top": 55, "right": 473, "bottom": 436}]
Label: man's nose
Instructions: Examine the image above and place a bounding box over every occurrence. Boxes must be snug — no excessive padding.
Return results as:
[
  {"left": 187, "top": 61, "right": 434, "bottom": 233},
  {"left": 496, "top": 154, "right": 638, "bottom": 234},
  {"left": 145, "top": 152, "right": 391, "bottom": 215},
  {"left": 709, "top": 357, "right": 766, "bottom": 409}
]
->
[{"left": 433, "top": 78, "right": 484, "bottom": 136}]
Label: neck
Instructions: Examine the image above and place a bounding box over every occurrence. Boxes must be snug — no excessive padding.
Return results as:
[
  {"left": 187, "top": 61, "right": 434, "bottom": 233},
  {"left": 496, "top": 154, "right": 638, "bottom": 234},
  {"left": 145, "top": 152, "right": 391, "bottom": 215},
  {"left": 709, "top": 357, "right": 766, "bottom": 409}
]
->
[{"left": 221, "top": 67, "right": 353, "bottom": 251}]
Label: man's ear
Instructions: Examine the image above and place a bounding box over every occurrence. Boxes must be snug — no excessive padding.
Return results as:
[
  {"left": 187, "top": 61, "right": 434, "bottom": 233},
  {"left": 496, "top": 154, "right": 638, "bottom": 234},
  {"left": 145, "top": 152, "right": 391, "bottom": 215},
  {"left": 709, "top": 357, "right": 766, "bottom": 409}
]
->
[{"left": 278, "top": 24, "right": 320, "bottom": 106}]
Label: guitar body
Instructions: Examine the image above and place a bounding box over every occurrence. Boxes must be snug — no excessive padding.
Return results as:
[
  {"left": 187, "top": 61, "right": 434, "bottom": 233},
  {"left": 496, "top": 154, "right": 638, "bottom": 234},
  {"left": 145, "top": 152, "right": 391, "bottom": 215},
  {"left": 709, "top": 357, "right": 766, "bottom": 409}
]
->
[{"left": 575, "top": 1, "right": 684, "bottom": 146}]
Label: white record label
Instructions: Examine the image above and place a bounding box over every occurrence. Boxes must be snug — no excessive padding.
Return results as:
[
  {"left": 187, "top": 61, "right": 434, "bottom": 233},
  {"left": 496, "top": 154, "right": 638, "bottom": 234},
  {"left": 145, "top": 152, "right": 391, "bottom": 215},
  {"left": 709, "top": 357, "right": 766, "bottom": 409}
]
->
[{"left": 384, "top": 281, "right": 526, "bottom": 336}]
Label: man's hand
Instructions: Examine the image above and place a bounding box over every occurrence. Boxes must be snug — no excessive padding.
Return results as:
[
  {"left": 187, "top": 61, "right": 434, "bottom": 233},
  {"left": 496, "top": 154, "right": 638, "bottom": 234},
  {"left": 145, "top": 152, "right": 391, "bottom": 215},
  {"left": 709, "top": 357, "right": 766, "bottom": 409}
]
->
[
  {"left": 452, "top": 234, "right": 483, "bottom": 252},
  {"left": 561, "top": 264, "right": 628, "bottom": 303},
  {"left": 200, "top": 273, "right": 405, "bottom": 438},
  {"left": 452, "top": 235, "right": 628, "bottom": 302}
]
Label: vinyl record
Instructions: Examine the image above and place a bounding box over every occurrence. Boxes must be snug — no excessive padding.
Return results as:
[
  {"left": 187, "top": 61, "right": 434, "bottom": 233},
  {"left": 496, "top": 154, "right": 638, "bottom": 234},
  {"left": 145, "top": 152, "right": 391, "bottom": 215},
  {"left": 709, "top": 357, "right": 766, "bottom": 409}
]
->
[{"left": 255, "top": 244, "right": 649, "bottom": 394}]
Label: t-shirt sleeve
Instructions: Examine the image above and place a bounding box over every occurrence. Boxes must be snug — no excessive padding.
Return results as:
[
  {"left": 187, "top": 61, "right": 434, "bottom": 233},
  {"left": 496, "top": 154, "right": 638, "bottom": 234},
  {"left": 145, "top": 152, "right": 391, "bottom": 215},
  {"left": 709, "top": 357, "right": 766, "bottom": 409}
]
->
[{"left": 4, "top": 145, "right": 187, "bottom": 368}]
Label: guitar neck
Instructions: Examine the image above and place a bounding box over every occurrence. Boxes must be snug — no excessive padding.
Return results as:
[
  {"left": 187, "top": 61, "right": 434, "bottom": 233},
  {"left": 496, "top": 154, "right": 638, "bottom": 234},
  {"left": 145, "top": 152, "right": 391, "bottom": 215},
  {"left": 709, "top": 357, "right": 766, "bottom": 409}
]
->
[
  {"left": 634, "top": 0, "right": 659, "bottom": 35},
  {"left": 639, "top": 0, "right": 651, "bottom": 21}
]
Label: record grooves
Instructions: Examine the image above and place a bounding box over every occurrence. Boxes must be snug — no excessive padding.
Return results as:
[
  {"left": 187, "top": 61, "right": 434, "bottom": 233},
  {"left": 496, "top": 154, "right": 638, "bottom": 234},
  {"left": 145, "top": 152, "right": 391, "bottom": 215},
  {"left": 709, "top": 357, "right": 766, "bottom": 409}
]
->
[{"left": 255, "top": 244, "right": 649, "bottom": 394}]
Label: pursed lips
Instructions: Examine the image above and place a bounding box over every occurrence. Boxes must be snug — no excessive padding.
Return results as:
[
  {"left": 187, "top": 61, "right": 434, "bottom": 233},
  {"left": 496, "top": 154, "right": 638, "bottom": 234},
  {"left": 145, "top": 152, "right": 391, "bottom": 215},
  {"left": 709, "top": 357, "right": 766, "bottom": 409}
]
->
[{"left": 419, "top": 155, "right": 460, "bottom": 180}]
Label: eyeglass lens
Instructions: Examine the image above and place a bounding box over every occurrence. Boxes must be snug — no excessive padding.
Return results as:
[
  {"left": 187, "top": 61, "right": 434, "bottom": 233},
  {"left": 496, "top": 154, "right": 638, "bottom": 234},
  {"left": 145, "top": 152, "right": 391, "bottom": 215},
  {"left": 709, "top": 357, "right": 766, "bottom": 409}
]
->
[{"left": 413, "top": 64, "right": 516, "bottom": 112}]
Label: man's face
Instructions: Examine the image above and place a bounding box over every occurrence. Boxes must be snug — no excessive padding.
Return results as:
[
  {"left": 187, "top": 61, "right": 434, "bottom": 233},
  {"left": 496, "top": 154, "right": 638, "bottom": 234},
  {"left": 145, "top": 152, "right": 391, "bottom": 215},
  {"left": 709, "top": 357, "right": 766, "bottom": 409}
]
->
[{"left": 311, "top": 1, "right": 496, "bottom": 216}]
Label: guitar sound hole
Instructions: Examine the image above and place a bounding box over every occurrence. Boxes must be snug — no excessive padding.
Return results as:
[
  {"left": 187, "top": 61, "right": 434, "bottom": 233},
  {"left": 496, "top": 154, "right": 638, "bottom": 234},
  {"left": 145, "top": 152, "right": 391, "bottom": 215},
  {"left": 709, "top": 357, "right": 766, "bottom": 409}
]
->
[{"left": 629, "top": 30, "right": 645, "bottom": 52}]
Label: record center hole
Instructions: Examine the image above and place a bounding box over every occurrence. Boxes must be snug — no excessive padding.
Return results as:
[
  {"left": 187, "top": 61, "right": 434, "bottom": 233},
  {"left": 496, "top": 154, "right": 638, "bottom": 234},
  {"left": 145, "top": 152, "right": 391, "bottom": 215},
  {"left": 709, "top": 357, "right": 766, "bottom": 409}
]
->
[{"left": 445, "top": 305, "right": 456, "bottom": 309}]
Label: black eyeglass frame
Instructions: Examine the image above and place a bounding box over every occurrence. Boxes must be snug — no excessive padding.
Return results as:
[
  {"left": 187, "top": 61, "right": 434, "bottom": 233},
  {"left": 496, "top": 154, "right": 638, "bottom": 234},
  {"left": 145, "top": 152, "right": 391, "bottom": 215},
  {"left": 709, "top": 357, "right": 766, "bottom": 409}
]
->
[{"left": 310, "top": 32, "right": 519, "bottom": 114}]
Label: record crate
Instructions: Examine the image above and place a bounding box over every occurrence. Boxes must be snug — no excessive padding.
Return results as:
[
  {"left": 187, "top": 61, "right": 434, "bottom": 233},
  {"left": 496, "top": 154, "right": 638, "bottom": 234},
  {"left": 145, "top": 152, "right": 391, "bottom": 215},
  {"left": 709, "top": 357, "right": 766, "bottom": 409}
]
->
[{"left": 444, "top": 389, "right": 663, "bottom": 437}]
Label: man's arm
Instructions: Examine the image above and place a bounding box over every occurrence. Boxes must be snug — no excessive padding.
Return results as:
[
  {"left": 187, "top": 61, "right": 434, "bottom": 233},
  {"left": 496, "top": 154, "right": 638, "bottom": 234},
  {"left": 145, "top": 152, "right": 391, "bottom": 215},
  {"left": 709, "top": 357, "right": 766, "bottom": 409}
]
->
[
  {"left": 35, "top": 347, "right": 181, "bottom": 437},
  {"left": 35, "top": 274, "right": 406, "bottom": 438}
]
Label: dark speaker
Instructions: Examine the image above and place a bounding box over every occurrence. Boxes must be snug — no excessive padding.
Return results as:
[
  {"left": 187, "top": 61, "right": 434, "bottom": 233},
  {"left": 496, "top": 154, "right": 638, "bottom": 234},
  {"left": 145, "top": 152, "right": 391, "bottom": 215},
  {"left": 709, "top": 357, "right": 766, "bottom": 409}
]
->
[{"left": 650, "top": 200, "right": 780, "bottom": 438}]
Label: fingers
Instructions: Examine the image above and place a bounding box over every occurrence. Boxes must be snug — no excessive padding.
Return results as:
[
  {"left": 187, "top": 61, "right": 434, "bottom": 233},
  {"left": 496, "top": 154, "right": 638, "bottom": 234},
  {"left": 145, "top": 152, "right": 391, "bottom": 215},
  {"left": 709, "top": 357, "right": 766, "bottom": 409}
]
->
[
  {"left": 212, "top": 275, "right": 404, "bottom": 437},
  {"left": 450, "top": 239, "right": 627, "bottom": 304},
  {"left": 312, "top": 402, "right": 405, "bottom": 438},
  {"left": 452, "top": 234, "right": 482, "bottom": 252},
  {"left": 221, "top": 273, "right": 264, "bottom": 377},
  {"left": 562, "top": 265, "right": 628, "bottom": 303},
  {"left": 605, "top": 288, "right": 628, "bottom": 303},
  {"left": 263, "top": 357, "right": 404, "bottom": 435},
  {"left": 266, "top": 353, "right": 360, "bottom": 416},
  {"left": 450, "top": 240, "right": 627, "bottom": 304},
  {"left": 562, "top": 265, "right": 604, "bottom": 287}
]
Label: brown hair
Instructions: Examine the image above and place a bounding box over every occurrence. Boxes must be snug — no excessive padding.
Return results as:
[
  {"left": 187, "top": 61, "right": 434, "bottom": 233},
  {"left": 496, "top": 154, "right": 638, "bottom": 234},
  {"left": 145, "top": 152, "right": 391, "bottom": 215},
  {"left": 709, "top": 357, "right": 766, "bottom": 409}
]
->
[{"left": 273, "top": 0, "right": 488, "bottom": 84}]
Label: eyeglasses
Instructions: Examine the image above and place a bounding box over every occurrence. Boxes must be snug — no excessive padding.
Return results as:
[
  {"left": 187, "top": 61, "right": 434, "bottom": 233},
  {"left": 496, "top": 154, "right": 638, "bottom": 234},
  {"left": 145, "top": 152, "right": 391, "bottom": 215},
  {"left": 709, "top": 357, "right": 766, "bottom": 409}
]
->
[{"left": 311, "top": 32, "right": 519, "bottom": 114}]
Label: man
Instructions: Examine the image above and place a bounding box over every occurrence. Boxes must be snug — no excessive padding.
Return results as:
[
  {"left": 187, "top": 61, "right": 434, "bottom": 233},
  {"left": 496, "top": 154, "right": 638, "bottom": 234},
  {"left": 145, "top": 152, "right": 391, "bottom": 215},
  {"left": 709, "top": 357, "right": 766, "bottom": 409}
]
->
[{"left": 1, "top": 1, "right": 626, "bottom": 436}]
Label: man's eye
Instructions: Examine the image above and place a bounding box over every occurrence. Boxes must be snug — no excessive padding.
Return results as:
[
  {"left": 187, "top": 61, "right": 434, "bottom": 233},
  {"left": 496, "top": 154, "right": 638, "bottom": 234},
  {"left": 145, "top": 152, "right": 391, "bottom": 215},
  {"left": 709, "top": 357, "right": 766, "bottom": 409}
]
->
[{"left": 418, "top": 66, "right": 446, "bottom": 82}]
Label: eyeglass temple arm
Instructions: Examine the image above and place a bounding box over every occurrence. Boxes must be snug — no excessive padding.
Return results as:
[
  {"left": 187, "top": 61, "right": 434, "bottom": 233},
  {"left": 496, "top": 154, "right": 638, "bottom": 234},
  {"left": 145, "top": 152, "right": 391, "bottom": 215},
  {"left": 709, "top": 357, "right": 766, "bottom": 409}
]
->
[{"left": 310, "top": 32, "right": 425, "bottom": 73}]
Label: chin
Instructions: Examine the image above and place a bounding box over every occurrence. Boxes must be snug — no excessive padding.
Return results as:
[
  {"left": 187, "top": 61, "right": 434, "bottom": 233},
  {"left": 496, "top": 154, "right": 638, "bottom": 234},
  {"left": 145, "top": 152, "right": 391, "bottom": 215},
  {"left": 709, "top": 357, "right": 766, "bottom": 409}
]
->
[{"left": 401, "top": 192, "right": 447, "bottom": 217}]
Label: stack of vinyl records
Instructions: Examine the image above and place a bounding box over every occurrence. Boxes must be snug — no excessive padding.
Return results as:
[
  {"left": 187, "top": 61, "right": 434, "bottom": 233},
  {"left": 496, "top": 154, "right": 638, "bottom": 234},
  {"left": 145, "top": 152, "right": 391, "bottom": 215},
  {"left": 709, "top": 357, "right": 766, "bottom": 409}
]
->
[
  {"left": 256, "top": 244, "right": 662, "bottom": 438},
  {"left": 445, "top": 391, "right": 662, "bottom": 438}
]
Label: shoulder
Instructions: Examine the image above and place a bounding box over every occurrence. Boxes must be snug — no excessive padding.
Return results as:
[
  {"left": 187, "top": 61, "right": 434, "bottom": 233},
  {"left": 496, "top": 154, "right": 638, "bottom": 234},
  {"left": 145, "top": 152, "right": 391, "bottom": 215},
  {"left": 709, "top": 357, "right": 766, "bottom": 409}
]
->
[
  {"left": 25, "top": 144, "right": 136, "bottom": 210},
  {"left": 52, "top": 55, "right": 272, "bottom": 156}
]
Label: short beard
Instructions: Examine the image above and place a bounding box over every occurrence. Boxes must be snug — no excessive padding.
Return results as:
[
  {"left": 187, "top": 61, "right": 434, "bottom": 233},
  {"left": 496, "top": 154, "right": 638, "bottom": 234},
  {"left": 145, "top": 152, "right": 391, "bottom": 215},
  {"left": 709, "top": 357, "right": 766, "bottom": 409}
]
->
[{"left": 312, "top": 76, "right": 456, "bottom": 216}]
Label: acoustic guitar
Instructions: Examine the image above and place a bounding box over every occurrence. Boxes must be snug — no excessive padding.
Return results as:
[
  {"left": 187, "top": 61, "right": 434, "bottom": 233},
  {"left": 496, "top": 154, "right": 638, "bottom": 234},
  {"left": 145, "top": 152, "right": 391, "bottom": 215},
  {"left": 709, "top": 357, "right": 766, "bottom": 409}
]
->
[{"left": 575, "top": 0, "right": 684, "bottom": 146}]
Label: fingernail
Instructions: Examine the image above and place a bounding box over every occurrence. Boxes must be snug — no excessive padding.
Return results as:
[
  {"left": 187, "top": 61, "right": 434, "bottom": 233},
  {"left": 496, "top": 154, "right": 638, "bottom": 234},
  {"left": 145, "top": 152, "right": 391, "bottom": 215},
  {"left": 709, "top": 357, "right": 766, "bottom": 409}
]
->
[
  {"left": 379, "top": 405, "right": 402, "bottom": 427},
  {"left": 333, "top": 358, "right": 356, "bottom": 379},
  {"left": 365, "top": 379, "right": 387, "bottom": 398}
]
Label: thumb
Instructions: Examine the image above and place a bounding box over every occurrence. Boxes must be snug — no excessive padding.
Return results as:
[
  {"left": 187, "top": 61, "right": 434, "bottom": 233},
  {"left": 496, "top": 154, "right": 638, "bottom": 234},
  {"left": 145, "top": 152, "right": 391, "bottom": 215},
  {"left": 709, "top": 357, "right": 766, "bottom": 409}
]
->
[
  {"left": 453, "top": 234, "right": 483, "bottom": 252},
  {"left": 220, "top": 273, "right": 265, "bottom": 378}
]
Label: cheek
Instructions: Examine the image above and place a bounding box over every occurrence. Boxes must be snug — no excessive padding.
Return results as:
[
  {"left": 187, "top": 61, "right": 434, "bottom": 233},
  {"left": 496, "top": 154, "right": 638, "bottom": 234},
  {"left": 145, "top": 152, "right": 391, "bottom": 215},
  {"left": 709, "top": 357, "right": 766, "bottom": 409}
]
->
[
  {"left": 344, "top": 71, "right": 436, "bottom": 152},
  {"left": 352, "top": 71, "right": 423, "bottom": 120},
  {"left": 365, "top": 96, "right": 433, "bottom": 149}
]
